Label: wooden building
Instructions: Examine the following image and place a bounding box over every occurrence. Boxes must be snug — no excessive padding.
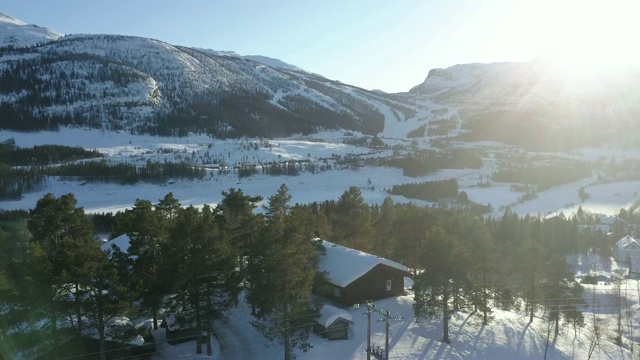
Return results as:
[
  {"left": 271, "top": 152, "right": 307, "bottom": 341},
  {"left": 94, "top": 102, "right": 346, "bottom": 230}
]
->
[
  {"left": 314, "top": 304, "right": 354, "bottom": 340},
  {"left": 317, "top": 240, "right": 411, "bottom": 307}
]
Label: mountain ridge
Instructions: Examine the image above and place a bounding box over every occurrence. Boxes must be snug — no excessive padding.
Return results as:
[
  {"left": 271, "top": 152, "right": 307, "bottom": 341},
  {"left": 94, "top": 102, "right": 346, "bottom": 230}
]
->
[
  {"left": 2, "top": 13, "right": 640, "bottom": 151},
  {"left": 0, "top": 12, "right": 63, "bottom": 48}
]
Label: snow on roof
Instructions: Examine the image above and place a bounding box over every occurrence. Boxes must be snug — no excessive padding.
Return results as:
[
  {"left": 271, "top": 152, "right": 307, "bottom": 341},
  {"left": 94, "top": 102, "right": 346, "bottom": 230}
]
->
[
  {"left": 100, "top": 234, "right": 131, "bottom": 253},
  {"left": 616, "top": 235, "right": 638, "bottom": 249},
  {"left": 317, "top": 304, "right": 353, "bottom": 328},
  {"left": 317, "top": 239, "right": 410, "bottom": 287}
]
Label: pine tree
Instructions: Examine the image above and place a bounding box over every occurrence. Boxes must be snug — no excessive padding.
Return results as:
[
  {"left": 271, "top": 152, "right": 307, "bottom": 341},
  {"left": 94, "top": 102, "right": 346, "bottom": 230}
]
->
[
  {"left": 250, "top": 186, "right": 321, "bottom": 360},
  {"left": 119, "top": 199, "right": 169, "bottom": 329},
  {"left": 391, "top": 204, "right": 432, "bottom": 276},
  {"left": 27, "top": 193, "right": 98, "bottom": 339},
  {"left": 413, "top": 225, "right": 469, "bottom": 343},
  {"left": 372, "top": 196, "right": 395, "bottom": 259},
  {"left": 155, "top": 192, "right": 181, "bottom": 221},
  {"left": 166, "top": 205, "right": 242, "bottom": 336},
  {"left": 330, "top": 186, "right": 373, "bottom": 251},
  {"left": 216, "top": 188, "right": 263, "bottom": 283},
  {"left": 465, "top": 218, "right": 497, "bottom": 325},
  {"left": 82, "top": 248, "right": 131, "bottom": 360}
]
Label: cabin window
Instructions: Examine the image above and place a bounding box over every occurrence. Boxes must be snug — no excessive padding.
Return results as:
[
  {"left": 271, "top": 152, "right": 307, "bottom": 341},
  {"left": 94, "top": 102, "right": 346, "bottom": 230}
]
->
[
  {"left": 386, "top": 279, "right": 392, "bottom": 291},
  {"left": 333, "top": 286, "right": 342, "bottom": 297}
]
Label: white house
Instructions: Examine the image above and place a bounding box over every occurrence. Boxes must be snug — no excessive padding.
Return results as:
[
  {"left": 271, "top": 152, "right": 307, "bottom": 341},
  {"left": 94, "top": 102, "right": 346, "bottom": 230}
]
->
[{"left": 615, "top": 235, "right": 640, "bottom": 273}]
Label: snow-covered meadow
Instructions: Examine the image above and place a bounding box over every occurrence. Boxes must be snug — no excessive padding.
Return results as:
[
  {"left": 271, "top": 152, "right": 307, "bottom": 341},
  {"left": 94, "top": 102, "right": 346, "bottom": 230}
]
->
[{"left": 1, "top": 127, "right": 638, "bottom": 219}]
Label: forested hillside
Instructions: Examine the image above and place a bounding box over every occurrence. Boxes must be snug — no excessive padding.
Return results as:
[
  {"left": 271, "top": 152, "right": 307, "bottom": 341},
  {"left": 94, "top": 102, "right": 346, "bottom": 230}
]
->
[{"left": 0, "top": 33, "right": 403, "bottom": 138}]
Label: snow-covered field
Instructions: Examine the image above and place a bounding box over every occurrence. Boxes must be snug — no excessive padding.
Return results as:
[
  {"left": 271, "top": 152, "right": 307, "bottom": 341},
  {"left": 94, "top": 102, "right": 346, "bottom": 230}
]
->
[
  {"left": 3, "top": 127, "right": 640, "bottom": 359},
  {"left": 1, "top": 127, "right": 638, "bottom": 219}
]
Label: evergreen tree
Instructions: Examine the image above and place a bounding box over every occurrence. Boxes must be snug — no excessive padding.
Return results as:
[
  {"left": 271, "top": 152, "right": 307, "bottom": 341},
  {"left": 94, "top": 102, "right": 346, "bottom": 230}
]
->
[
  {"left": 372, "top": 196, "right": 395, "bottom": 259},
  {"left": 464, "top": 218, "right": 497, "bottom": 324},
  {"left": 82, "top": 248, "right": 131, "bottom": 360},
  {"left": 391, "top": 204, "right": 431, "bottom": 276},
  {"left": 167, "top": 205, "right": 242, "bottom": 335},
  {"left": 541, "top": 254, "right": 584, "bottom": 335},
  {"left": 330, "top": 186, "right": 373, "bottom": 251},
  {"left": 250, "top": 186, "right": 321, "bottom": 360},
  {"left": 519, "top": 236, "right": 545, "bottom": 323},
  {"left": 27, "top": 193, "right": 97, "bottom": 339},
  {"left": 155, "top": 192, "right": 181, "bottom": 221},
  {"left": 263, "top": 184, "right": 292, "bottom": 222},
  {"left": 119, "top": 199, "right": 169, "bottom": 329},
  {"left": 413, "top": 225, "right": 469, "bottom": 343},
  {"left": 216, "top": 188, "right": 263, "bottom": 280}
]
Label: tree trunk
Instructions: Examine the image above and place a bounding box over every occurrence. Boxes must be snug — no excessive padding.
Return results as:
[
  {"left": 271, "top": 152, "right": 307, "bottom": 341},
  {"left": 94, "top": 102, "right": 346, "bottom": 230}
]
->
[
  {"left": 528, "top": 276, "right": 535, "bottom": 323},
  {"left": 284, "top": 323, "right": 291, "bottom": 360},
  {"left": 153, "top": 311, "right": 158, "bottom": 330},
  {"left": 483, "top": 285, "right": 488, "bottom": 325},
  {"left": 442, "top": 282, "right": 451, "bottom": 343},
  {"left": 99, "top": 327, "right": 107, "bottom": 360},
  {"left": 75, "top": 282, "right": 83, "bottom": 335}
]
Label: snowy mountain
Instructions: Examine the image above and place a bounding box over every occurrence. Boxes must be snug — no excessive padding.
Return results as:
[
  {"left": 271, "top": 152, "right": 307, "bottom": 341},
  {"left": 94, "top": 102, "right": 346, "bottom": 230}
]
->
[
  {"left": 2, "top": 12, "right": 640, "bottom": 150},
  {"left": 0, "top": 15, "right": 414, "bottom": 138},
  {"left": 410, "top": 60, "right": 640, "bottom": 150},
  {"left": 0, "top": 13, "right": 63, "bottom": 48},
  {"left": 195, "top": 48, "right": 305, "bottom": 72}
]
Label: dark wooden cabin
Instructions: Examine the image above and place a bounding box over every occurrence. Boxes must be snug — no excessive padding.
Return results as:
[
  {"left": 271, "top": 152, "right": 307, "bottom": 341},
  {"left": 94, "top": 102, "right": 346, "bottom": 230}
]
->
[{"left": 318, "top": 240, "right": 411, "bottom": 307}]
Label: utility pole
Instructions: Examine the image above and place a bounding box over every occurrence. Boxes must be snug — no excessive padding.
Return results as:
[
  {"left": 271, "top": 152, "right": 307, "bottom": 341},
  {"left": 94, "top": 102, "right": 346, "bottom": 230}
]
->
[
  {"left": 353, "top": 300, "right": 375, "bottom": 360},
  {"left": 354, "top": 301, "right": 403, "bottom": 360},
  {"left": 377, "top": 308, "right": 404, "bottom": 360}
]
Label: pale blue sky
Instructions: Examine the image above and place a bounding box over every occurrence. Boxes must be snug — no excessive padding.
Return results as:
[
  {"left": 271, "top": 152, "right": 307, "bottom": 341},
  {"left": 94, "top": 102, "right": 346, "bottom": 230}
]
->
[{"left": 3, "top": 0, "right": 639, "bottom": 92}]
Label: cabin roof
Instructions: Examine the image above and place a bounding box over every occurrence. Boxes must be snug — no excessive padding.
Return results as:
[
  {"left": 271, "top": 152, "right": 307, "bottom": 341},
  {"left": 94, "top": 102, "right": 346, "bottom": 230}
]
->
[{"left": 317, "top": 239, "right": 410, "bottom": 287}]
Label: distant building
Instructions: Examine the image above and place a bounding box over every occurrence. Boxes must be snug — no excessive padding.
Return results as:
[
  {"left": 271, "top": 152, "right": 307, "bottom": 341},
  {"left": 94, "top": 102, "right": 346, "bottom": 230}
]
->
[
  {"left": 615, "top": 235, "right": 640, "bottom": 273},
  {"left": 100, "top": 233, "right": 131, "bottom": 253},
  {"left": 317, "top": 240, "right": 411, "bottom": 307}
]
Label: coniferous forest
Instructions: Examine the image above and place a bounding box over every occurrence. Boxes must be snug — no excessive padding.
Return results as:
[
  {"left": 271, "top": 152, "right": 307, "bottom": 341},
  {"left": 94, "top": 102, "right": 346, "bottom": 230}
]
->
[{"left": 0, "top": 186, "right": 610, "bottom": 359}]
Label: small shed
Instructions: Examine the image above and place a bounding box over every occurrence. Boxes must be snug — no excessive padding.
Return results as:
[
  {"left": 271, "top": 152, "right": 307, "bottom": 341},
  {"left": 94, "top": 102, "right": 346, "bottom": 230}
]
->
[
  {"left": 314, "top": 304, "right": 354, "bottom": 340},
  {"left": 317, "top": 240, "right": 411, "bottom": 307}
]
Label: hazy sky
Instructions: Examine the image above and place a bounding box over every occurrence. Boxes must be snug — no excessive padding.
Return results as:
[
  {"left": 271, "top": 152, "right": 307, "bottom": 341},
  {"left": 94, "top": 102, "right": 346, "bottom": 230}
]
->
[{"left": 4, "top": 0, "right": 640, "bottom": 92}]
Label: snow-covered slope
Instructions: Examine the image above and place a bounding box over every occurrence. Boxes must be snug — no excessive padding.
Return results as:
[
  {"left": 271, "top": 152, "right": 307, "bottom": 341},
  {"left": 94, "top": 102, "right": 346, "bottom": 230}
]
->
[
  {"left": 0, "top": 13, "right": 62, "bottom": 48},
  {"left": 408, "top": 60, "right": 640, "bottom": 150},
  {"left": 0, "top": 14, "right": 418, "bottom": 138},
  {"left": 411, "top": 60, "right": 640, "bottom": 105},
  {"left": 195, "top": 48, "right": 305, "bottom": 72}
]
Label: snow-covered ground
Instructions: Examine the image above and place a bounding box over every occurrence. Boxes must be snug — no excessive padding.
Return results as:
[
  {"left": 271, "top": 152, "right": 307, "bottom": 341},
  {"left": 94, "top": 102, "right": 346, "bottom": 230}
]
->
[
  {"left": 143, "top": 273, "right": 640, "bottom": 360},
  {"left": 2, "top": 127, "right": 638, "bottom": 219}
]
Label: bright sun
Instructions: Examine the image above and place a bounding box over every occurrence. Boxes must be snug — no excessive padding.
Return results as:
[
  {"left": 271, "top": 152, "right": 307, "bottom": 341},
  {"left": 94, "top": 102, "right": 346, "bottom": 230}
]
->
[{"left": 502, "top": 0, "right": 640, "bottom": 75}]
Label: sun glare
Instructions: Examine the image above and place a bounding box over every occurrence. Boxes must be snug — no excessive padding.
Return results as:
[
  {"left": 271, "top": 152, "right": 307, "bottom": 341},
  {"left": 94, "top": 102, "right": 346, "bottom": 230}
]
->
[{"left": 505, "top": 1, "right": 640, "bottom": 76}]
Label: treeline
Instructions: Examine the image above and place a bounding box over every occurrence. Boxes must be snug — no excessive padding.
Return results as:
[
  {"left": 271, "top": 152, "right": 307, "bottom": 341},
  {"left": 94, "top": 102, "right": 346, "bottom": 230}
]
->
[
  {"left": 0, "top": 163, "right": 45, "bottom": 200},
  {"left": 390, "top": 179, "right": 459, "bottom": 202},
  {"left": 0, "top": 142, "right": 102, "bottom": 166},
  {"left": 381, "top": 149, "right": 482, "bottom": 177},
  {"left": 0, "top": 143, "right": 102, "bottom": 200},
  {"left": 492, "top": 163, "right": 591, "bottom": 191},
  {"left": 47, "top": 160, "right": 206, "bottom": 185},
  {"left": 0, "top": 187, "right": 611, "bottom": 358}
]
